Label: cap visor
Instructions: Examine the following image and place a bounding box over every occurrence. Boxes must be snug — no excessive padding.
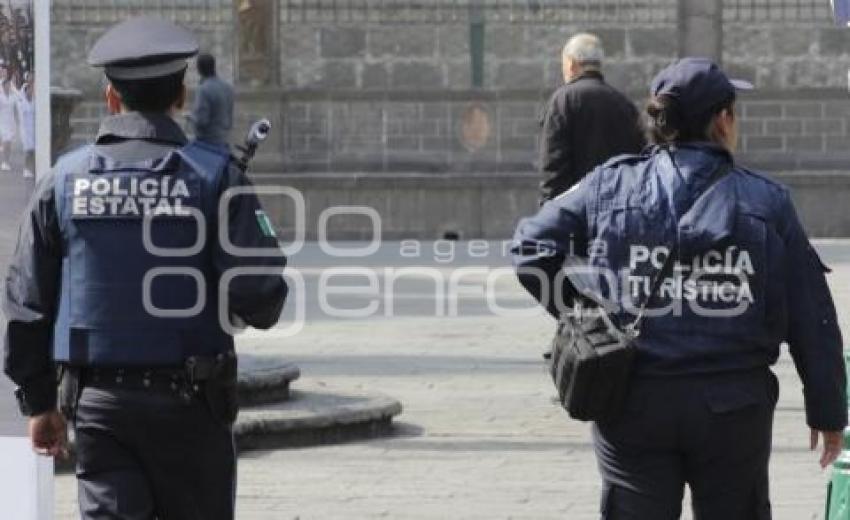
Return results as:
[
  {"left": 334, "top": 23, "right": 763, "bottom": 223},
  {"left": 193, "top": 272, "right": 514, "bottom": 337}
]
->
[
  {"left": 104, "top": 59, "right": 188, "bottom": 80},
  {"left": 730, "top": 79, "right": 754, "bottom": 90}
]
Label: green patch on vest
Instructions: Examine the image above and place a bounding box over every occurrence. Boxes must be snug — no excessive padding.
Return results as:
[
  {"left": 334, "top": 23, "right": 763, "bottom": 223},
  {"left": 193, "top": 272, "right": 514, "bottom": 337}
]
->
[{"left": 255, "top": 210, "right": 276, "bottom": 238}]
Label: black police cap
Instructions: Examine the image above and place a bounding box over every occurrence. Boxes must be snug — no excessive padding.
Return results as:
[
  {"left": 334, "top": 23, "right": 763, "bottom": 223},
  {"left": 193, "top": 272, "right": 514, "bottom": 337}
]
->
[
  {"left": 88, "top": 16, "right": 199, "bottom": 80},
  {"left": 651, "top": 58, "right": 753, "bottom": 119}
]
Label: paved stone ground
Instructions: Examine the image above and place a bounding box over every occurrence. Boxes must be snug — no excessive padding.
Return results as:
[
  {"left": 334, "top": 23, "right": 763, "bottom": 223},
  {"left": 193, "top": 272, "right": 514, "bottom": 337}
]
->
[{"left": 51, "top": 240, "right": 850, "bottom": 519}]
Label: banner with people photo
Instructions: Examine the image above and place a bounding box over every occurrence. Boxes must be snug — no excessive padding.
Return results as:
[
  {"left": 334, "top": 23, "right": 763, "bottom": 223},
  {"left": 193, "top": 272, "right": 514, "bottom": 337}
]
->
[
  {"left": 0, "top": 1, "right": 52, "bottom": 519},
  {"left": 0, "top": 0, "right": 36, "bottom": 177}
]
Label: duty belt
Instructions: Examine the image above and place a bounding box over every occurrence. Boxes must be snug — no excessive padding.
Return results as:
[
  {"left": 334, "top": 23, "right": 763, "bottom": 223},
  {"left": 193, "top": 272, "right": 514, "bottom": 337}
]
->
[{"left": 78, "top": 356, "right": 224, "bottom": 400}]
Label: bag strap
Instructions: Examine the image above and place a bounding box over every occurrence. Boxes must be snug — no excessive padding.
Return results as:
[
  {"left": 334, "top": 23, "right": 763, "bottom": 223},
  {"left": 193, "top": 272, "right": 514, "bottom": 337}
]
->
[{"left": 629, "top": 150, "right": 732, "bottom": 333}]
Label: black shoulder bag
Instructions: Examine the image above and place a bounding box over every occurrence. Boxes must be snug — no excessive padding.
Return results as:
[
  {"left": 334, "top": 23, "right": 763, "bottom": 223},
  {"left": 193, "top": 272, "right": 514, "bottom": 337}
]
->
[{"left": 549, "top": 155, "right": 731, "bottom": 423}]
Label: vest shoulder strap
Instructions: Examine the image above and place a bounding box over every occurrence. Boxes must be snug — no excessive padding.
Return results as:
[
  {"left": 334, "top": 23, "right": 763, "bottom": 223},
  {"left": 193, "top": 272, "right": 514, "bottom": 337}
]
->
[
  {"left": 177, "top": 140, "right": 232, "bottom": 185},
  {"left": 178, "top": 141, "right": 233, "bottom": 218}
]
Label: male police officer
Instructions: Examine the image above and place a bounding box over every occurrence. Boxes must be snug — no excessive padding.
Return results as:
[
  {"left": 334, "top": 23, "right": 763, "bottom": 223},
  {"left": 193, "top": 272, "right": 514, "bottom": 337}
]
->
[
  {"left": 3, "top": 17, "right": 288, "bottom": 519},
  {"left": 513, "top": 58, "right": 846, "bottom": 518}
]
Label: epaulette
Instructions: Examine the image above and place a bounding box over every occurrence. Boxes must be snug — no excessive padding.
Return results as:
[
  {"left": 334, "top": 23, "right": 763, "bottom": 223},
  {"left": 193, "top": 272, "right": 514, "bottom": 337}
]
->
[{"left": 600, "top": 153, "right": 645, "bottom": 169}]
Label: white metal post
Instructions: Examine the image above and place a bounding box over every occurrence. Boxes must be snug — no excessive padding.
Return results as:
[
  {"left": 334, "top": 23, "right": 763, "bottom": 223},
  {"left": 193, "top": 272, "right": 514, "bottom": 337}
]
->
[
  {"left": 0, "top": 2, "right": 58, "bottom": 517},
  {"left": 34, "top": 0, "right": 50, "bottom": 178},
  {"left": 0, "top": 436, "right": 54, "bottom": 519}
]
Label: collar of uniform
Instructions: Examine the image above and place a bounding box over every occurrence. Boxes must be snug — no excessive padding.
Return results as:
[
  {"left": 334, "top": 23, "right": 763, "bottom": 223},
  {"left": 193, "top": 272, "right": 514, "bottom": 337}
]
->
[
  {"left": 95, "top": 112, "right": 188, "bottom": 146},
  {"left": 567, "top": 70, "right": 604, "bottom": 85},
  {"left": 653, "top": 142, "right": 734, "bottom": 187},
  {"left": 663, "top": 141, "right": 734, "bottom": 164}
]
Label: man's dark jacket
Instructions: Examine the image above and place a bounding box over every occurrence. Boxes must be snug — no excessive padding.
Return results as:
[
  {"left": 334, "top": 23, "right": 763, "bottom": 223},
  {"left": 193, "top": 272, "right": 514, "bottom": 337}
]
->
[{"left": 538, "top": 71, "right": 645, "bottom": 202}]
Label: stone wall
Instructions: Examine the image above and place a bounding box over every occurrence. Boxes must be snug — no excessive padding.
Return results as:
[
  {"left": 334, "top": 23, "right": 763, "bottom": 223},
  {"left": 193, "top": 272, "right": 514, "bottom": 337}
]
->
[
  {"left": 737, "top": 93, "right": 850, "bottom": 169},
  {"left": 51, "top": 0, "right": 850, "bottom": 237},
  {"left": 66, "top": 89, "right": 850, "bottom": 174},
  {"left": 254, "top": 172, "right": 538, "bottom": 241},
  {"left": 53, "top": 1, "right": 848, "bottom": 94},
  {"left": 277, "top": 22, "right": 677, "bottom": 94},
  {"left": 58, "top": 1, "right": 850, "bottom": 172},
  {"left": 255, "top": 170, "right": 850, "bottom": 241},
  {"left": 50, "top": 1, "right": 236, "bottom": 96},
  {"left": 724, "top": 25, "right": 850, "bottom": 90},
  {"left": 58, "top": 1, "right": 681, "bottom": 160}
]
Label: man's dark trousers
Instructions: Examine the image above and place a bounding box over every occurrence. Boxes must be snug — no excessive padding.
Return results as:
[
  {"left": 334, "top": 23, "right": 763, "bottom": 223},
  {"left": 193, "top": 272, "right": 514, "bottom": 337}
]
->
[
  {"left": 593, "top": 369, "right": 778, "bottom": 520},
  {"left": 74, "top": 385, "right": 236, "bottom": 520}
]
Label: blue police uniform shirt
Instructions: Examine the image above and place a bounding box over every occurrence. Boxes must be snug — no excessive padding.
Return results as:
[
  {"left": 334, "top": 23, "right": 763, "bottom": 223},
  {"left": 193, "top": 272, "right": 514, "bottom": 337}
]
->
[{"left": 512, "top": 142, "right": 847, "bottom": 431}]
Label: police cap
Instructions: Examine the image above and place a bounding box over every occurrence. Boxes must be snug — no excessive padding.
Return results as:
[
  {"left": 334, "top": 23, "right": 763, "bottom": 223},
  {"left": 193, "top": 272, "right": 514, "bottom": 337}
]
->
[
  {"left": 651, "top": 57, "right": 753, "bottom": 120},
  {"left": 88, "top": 16, "right": 199, "bottom": 80}
]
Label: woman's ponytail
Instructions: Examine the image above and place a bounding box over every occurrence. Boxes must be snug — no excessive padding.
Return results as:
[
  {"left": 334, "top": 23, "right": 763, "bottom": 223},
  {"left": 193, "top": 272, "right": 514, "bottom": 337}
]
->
[{"left": 646, "top": 94, "right": 735, "bottom": 145}]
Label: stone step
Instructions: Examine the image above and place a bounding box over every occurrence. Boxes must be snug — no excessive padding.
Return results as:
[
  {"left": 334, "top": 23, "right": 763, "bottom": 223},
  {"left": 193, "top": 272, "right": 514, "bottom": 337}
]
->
[
  {"left": 238, "top": 356, "right": 301, "bottom": 406},
  {"left": 235, "top": 382, "right": 404, "bottom": 451}
]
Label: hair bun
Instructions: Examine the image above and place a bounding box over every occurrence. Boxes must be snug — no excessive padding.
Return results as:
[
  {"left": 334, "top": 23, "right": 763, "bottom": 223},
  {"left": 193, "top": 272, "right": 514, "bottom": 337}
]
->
[{"left": 646, "top": 95, "right": 682, "bottom": 143}]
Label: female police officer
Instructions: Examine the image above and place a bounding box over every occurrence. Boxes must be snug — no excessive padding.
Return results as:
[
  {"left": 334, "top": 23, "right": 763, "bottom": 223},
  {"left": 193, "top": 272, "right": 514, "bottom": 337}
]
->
[{"left": 512, "top": 57, "right": 846, "bottom": 519}]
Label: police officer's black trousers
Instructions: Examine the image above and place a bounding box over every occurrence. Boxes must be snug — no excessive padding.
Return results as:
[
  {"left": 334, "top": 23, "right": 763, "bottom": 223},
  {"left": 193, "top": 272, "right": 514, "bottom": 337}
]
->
[
  {"left": 73, "top": 385, "right": 236, "bottom": 520},
  {"left": 592, "top": 369, "right": 778, "bottom": 520}
]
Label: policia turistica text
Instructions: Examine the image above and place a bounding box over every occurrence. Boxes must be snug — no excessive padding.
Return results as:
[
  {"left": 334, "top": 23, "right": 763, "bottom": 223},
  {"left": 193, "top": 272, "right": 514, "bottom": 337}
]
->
[
  {"left": 512, "top": 58, "right": 847, "bottom": 519},
  {"left": 2, "top": 17, "right": 288, "bottom": 520}
]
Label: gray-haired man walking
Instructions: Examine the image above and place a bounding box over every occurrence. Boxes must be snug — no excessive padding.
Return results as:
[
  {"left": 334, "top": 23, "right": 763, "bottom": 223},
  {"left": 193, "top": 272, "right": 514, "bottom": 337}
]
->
[{"left": 538, "top": 33, "right": 645, "bottom": 203}]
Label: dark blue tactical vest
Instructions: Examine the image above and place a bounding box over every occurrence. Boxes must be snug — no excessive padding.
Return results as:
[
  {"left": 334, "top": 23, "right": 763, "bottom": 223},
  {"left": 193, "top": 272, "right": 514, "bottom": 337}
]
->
[{"left": 52, "top": 141, "right": 234, "bottom": 366}]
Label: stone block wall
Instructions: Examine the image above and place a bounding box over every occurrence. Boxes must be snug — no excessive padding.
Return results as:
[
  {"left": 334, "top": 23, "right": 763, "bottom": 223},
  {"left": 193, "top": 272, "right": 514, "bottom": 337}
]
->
[
  {"left": 67, "top": 90, "right": 850, "bottom": 174},
  {"left": 278, "top": 22, "right": 678, "bottom": 94},
  {"left": 57, "top": 1, "right": 850, "bottom": 174},
  {"left": 736, "top": 94, "right": 850, "bottom": 169},
  {"left": 50, "top": 1, "right": 236, "bottom": 96},
  {"left": 724, "top": 25, "right": 850, "bottom": 90},
  {"left": 276, "top": 94, "right": 544, "bottom": 173},
  {"left": 253, "top": 172, "right": 539, "bottom": 241},
  {"left": 252, "top": 169, "right": 850, "bottom": 240},
  {"left": 50, "top": 1, "right": 850, "bottom": 237},
  {"left": 231, "top": 89, "right": 850, "bottom": 174}
]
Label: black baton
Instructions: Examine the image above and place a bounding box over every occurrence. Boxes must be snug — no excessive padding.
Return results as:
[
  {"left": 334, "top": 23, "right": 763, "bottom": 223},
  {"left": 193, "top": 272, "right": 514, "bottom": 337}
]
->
[{"left": 235, "top": 118, "right": 272, "bottom": 173}]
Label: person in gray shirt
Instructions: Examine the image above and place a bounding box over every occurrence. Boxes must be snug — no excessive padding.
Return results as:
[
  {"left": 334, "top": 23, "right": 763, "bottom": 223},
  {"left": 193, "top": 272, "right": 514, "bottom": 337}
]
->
[{"left": 189, "top": 53, "right": 234, "bottom": 146}]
